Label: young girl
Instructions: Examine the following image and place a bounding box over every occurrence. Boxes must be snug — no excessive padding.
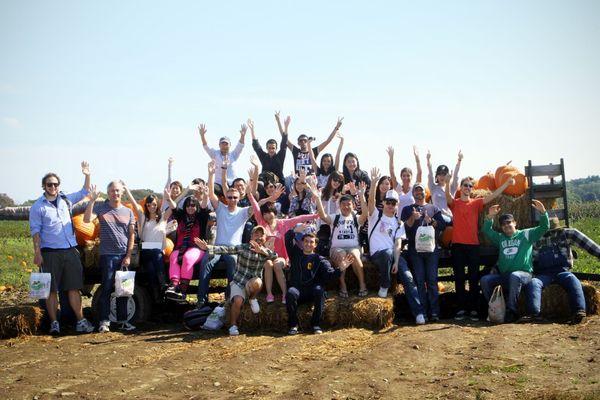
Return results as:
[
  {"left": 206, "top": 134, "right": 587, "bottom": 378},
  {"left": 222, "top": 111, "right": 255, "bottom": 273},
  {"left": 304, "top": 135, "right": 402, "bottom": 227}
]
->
[
  {"left": 320, "top": 171, "right": 345, "bottom": 217},
  {"left": 309, "top": 133, "right": 344, "bottom": 188},
  {"left": 426, "top": 150, "right": 462, "bottom": 223},
  {"left": 288, "top": 170, "right": 316, "bottom": 217},
  {"left": 374, "top": 175, "right": 392, "bottom": 211},
  {"left": 387, "top": 146, "right": 423, "bottom": 214}
]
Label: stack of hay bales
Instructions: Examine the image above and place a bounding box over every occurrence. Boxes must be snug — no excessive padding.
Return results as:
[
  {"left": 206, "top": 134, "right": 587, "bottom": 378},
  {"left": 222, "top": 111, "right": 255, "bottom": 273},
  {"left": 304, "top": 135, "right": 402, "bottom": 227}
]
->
[
  {"left": 230, "top": 295, "right": 394, "bottom": 332},
  {"left": 0, "top": 305, "right": 43, "bottom": 338}
]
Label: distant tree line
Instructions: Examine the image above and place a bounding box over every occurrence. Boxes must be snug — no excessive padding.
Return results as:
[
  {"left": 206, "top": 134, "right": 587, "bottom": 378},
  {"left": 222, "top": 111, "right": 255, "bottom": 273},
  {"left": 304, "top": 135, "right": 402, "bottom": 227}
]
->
[{"left": 567, "top": 175, "right": 600, "bottom": 203}]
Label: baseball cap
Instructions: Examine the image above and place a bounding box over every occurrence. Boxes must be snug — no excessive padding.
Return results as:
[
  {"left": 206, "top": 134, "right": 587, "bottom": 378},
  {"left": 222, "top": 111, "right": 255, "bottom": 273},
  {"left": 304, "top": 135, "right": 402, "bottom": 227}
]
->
[
  {"left": 499, "top": 214, "right": 515, "bottom": 225},
  {"left": 219, "top": 136, "right": 231, "bottom": 145},
  {"left": 297, "top": 134, "right": 309, "bottom": 142},
  {"left": 384, "top": 190, "right": 399, "bottom": 202},
  {"left": 412, "top": 183, "right": 425, "bottom": 192},
  {"left": 436, "top": 165, "right": 449, "bottom": 176}
]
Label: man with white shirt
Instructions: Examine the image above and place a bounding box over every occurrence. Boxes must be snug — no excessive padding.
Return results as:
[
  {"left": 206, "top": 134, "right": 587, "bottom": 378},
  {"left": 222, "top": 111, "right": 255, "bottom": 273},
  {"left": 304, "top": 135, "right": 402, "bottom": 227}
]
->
[{"left": 198, "top": 123, "right": 246, "bottom": 186}]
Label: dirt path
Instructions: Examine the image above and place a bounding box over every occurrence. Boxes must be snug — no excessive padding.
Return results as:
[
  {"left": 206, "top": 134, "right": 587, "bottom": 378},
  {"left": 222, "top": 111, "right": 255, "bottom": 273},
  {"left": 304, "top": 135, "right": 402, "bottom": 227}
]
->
[{"left": 1, "top": 317, "right": 600, "bottom": 400}]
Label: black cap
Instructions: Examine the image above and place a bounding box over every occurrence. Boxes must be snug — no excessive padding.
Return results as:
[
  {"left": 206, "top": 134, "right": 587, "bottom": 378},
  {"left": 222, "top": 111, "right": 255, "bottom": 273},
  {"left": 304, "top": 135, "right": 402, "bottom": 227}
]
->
[
  {"left": 436, "top": 165, "right": 449, "bottom": 176},
  {"left": 499, "top": 213, "right": 515, "bottom": 225}
]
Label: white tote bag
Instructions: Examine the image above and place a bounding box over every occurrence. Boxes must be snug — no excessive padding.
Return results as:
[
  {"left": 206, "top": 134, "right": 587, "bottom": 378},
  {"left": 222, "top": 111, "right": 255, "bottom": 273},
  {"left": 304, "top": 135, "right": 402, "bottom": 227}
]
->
[
  {"left": 415, "top": 224, "right": 436, "bottom": 253},
  {"left": 202, "top": 306, "right": 226, "bottom": 331},
  {"left": 29, "top": 272, "right": 51, "bottom": 299},
  {"left": 488, "top": 285, "right": 506, "bottom": 324},
  {"left": 115, "top": 270, "right": 136, "bottom": 297}
]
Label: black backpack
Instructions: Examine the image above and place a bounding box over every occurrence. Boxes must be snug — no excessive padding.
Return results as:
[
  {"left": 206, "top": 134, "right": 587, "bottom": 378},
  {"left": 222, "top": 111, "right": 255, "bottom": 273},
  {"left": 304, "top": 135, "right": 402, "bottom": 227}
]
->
[{"left": 182, "top": 302, "right": 219, "bottom": 330}]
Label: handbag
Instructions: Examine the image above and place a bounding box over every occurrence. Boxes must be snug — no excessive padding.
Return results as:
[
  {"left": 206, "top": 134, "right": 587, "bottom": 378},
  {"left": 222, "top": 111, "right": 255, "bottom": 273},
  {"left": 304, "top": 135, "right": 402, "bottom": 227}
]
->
[
  {"left": 415, "top": 222, "right": 436, "bottom": 253},
  {"left": 29, "top": 272, "right": 51, "bottom": 299},
  {"left": 488, "top": 285, "right": 506, "bottom": 323},
  {"left": 115, "top": 269, "right": 136, "bottom": 297}
]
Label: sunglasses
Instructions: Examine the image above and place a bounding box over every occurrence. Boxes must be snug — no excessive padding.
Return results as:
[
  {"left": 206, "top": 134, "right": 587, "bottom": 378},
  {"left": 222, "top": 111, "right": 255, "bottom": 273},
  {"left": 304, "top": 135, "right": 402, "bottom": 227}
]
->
[
  {"left": 46, "top": 182, "right": 59, "bottom": 187},
  {"left": 462, "top": 184, "right": 474, "bottom": 188},
  {"left": 385, "top": 200, "right": 398, "bottom": 206},
  {"left": 227, "top": 196, "right": 239, "bottom": 200}
]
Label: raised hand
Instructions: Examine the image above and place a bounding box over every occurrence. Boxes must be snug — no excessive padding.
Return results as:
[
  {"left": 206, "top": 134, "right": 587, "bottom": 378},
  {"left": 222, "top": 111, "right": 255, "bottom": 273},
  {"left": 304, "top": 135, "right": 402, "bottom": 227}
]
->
[
  {"left": 284, "top": 115, "right": 291, "bottom": 129},
  {"left": 411, "top": 208, "right": 422, "bottom": 220},
  {"left": 168, "top": 157, "right": 174, "bottom": 168},
  {"left": 306, "top": 180, "right": 319, "bottom": 195},
  {"left": 426, "top": 149, "right": 431, "bottom": 162},
  {"left": 347, "top": 182, "right": 358, "bottom": 195},
  {"left": 458, "top": 150, "right": 464, "bottom": 162},
  {"left": 358, "top": 181, "right": 367, "bottom": 195},
  {"left": 89, "top": 184, "right": 100, "bottom": 201},
  {"left": 193, "top": 238, "right": 209, "bottom": 250},
  {"left": 247, "top": 118, "right": 255, "bottom": 132},
  {"left": 275, "top": 111, "right": 281, "bottom": 121},
  {"left": 488, "top": 204, "right": 501, "bottom": 217},
  {"left": 338, "top": 254, "right": 354, "bottom": 272},
  {"left": 208, "top": 160, "right": 216, "bottom": 175},
  {"left": 386, "top": 146, "right": 394, "bottom": 159},
  {"left": 272, "top": 183, "right": 286, "bottom": 199},
  {"left": 81, "top": 161, "right": 90, "bottom": 176},
  {"left": 370, "top": 167, "right": 381, "bottom": 182},
  {"left": 336, "top": 131, "right": 344, "bottom": 141},
  {"left": 531, "top": 199, "right": 546, "bottom": 213},
  {"left": 335, "top": 117, "right": 344, "bottom": 130},
  {"left": 413, "top": 146, "right": 419, "bottom": 159},
  {"left": 198, "top": 124, "right": 207, "bottom": 137},
  {"left": 163, "top": 187, "right": 171, "bottom": 199}
]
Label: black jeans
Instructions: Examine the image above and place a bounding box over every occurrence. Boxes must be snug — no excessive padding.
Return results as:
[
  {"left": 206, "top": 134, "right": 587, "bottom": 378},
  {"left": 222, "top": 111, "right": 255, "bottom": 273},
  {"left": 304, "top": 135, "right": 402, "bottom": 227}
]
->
[
  {"left": 285, "top": 285, "right": 326, "bottom": 328},
  {"left": 451, "top": 244, "right": 480, "bottom": 312}
]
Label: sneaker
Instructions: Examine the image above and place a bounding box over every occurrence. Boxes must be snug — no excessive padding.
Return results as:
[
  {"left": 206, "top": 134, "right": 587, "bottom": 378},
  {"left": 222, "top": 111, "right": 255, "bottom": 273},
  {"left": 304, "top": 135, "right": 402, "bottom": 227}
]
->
[
  {"left": 454, "top": 310, "right": 466, "bottom": 321},
  {"left": 120, "top": 322, "right": 136, "bottom": 331},
  {"left": 99, "top": 320, "right": 110, "bottom": 333},
  {"left": 378, "top": 287, "right": 388, "bottom": 298},
  {"left": 75, "top": 318, "right": 94, "bottom": 333},
  {"left": 430, "top": 314, "right": 440, "bottom": 322},
  {"left": 49, "top": 320, "right": 60, "bottom": 335},
  {"left": 571, "top": 310, "right": 586, "bottom": 324},
  {"left": 469, "top": 311, "right": 479, "bottom": 321},
  {"left": 249, "top": 298, "right": 260, "bottom": 314},
  {"left": 165, "top": 285, "right": 183, "bottom": 301},
  {"left": 281, "top": 295, "right": 286, "bottom": 305},
  {"left": 313, "top": 326, "right": 323, "bottom": 334},
  {"left": 288, "top": 326, "right": 298, "bottom": 335},
  {"left": 415, "top": 314, "right": 426, "bottom": 325},
  {"left": 229, "top": 325, "right": 239, "bottom": 336},
  {"left": 266, "top": 294, "right": 275, "bottom": 303}
]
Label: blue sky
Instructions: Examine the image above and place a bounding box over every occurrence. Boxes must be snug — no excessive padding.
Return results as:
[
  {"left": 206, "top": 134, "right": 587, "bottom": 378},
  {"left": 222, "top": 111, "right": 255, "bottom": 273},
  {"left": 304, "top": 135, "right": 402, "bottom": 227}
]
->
[{"left": 1, "top": 1, "right": 599, "bottom": 203}]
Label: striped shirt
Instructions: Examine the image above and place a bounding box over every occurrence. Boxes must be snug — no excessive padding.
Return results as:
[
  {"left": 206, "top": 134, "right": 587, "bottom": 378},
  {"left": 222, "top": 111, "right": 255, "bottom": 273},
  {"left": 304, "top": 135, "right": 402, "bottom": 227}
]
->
[
  {"left": 74, "top": 200, "right": 134, "bottom": 255},
  {"left": 208, "top": 244, "right": 277, "bottom": 286}
]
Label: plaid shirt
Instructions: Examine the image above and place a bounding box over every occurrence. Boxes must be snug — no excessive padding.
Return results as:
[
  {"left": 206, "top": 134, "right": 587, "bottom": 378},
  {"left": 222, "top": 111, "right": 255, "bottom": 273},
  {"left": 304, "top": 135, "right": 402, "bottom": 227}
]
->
[
  {"left": 533, "top": 228, "right": 600, "bottom": 270},
  {"left": 208, "top": 244, "right": 277, "bottom": 286}
]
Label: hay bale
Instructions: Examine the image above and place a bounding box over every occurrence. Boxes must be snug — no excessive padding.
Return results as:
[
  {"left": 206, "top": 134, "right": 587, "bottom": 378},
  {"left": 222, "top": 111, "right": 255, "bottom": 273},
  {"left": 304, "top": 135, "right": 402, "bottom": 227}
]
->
[
  {"left": 518, "top": 283, "right": 599, "bottom": 318},
  {"left": 229, "top": 294, "right": 394, "bottom": 332},
  {"left": 0, "top": 305, "right": 43, "bottom": 338},
  {"left": 83, "top": 239, "right": 100, "bottom": 269}
]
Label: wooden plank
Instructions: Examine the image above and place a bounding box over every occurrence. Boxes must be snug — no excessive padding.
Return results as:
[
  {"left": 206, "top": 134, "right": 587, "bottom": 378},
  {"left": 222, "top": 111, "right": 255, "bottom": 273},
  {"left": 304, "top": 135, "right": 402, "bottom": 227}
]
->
[
  {"left": 525, "top": 164, "right": 563, "bottom": 177},
  {"left": 530, "top": 190, "right": 564, "bottom": 199}
]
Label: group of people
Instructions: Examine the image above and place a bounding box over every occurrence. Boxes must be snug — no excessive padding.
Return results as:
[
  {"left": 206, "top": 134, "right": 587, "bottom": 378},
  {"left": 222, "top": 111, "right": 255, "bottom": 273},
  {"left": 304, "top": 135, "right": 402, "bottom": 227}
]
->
[{"left": 29, "top": 112, "right": 600, "bottom": 336}]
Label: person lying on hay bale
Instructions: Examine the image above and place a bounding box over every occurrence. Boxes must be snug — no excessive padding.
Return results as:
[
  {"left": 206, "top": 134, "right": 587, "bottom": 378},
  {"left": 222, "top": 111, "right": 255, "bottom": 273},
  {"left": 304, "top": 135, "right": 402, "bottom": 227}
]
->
[
  {"left": 528, "top": 217, "right": 600, "bottom": 324},
  {"left": 195, "top": 226, "right": 278, "bottom": 336},
  {"left": 480, "top": 200, "right": 549, "bottom": 323},
  {"left": 284, "top": 229, "right": 352, "bottom": 335}
]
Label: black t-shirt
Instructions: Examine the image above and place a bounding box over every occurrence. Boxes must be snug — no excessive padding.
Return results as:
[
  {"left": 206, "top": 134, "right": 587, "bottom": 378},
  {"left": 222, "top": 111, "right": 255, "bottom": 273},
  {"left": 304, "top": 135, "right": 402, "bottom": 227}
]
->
[{"left": 292, "top": 146, "right": 319, "bottom": 174}]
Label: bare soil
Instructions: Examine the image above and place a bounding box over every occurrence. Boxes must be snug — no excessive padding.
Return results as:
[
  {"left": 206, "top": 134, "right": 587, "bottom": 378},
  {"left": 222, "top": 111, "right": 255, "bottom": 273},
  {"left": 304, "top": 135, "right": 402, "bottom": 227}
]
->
[{"left": 1, "top": 315, "right": 600, "bottom": 400}]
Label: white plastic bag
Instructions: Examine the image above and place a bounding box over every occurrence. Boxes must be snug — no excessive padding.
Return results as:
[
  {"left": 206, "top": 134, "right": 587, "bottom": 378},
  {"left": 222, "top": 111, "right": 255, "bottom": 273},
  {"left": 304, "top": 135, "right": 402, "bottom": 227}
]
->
[
  {"left": 202, "top": 306, "right": 226, "bottom": 331},
  {"left": 488, "top": 285, "right": 506, "bottom": 323},
  {"left": 29, "top": 272, "right": 51, "bottom": 299},
  {"left": 115, "top": 270, "right": 136, "bottom": 297},
  {"left": 415, "top": 225, "right": 435, "bottom": 253}
]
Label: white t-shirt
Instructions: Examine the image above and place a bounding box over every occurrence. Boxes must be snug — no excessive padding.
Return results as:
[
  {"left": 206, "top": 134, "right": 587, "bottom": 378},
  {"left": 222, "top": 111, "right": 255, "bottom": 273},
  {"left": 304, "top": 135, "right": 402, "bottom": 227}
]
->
[
  {"left": 368, "top": 211, "right": 405, "bottom": 255},
  {"left": 214, "top": 202, "right": 250, "bottom": 245},
  {"left": 139, "top": 214, "right": 167, "bottom": 250},
  {"left": 330, "top": 212, "right": 360, "bottom": 248},
  {"left": 395, "top": 184, "right": 415, "bottom": 215}
]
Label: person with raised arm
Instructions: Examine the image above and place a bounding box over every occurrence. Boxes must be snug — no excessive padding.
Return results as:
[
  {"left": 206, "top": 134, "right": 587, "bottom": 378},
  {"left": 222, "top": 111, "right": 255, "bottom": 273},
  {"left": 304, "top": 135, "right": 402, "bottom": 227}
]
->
[
  {"left": 388, "top": 146, "right": 423, "bottom": 213},
  {"left": 29, "top": 162, "right": 94, "bottom": 335},
  {"left": 195, "top": 226, "right": 278, "bottom": 336},
  {"left": 481, "top": 200, "right": 549, "bottom": 323},
  {"left": 427, "top": 149, "right": 463, "bottom": 222},
  {"left": 367, "top": 168, "right": 426, "bottom": 324},
  {"left": 287, "top": 117, "right": 343, "bottom": 175},
  {"left": 288, "top": 169, "right": 317, "bottom": 217},
  {"left": 445, "top": 172, "right": 516, "bottom": 321},
  {"left": 251, "top": 113, "right": 290, "bottom": 184},
  {"left": 123, "top": 186, "right": 173, "bottom": 299},
  {"left": 308, "top": 180, "right": 369, "bottom": 297},
  {"left": 198, "top": 122, "right": 246, "bottom": 186},
  {"left": 248, "top": 188, "right": 318, "bottom": 303},
  {"left": 309, "top": 132, "right": 344, "bottom": 188},
  {"left": 196, "top": 161, "right": 254, "bottom": 307},
  {"left": 78, "top": 180, "right": 136, "bottom": 333}
]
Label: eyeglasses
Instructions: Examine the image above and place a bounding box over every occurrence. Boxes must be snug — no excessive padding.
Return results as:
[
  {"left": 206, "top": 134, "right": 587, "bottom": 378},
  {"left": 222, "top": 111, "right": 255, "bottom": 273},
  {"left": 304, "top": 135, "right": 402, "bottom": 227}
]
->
[
  {"left": 462, "top": 184, "right": 474, "bottom": 188},
  {"left": 46, "top": 182, "right": 59, "bottom": 187},
  {"left": 385, "top": 200, "right": 398, "bottom": 206},
  {"left": 227, "top": 196, "right": 239, "bottom": 200}
]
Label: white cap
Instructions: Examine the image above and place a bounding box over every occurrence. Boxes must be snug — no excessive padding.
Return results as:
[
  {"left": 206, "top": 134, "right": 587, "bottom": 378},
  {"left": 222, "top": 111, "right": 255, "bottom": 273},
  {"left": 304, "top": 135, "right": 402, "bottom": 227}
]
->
[{"left": 384, "top": 190, "right": 399, "bottom": 202}]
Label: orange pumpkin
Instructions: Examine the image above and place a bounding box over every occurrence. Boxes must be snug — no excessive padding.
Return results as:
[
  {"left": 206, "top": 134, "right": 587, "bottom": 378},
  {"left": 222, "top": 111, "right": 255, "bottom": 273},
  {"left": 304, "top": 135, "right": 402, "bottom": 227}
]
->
[
  {"left": 475, "top": 173, "right": 496, "bottom": 191},
  {"left": 425, "top": 187, "right": 432, "bottom": 203},
  {"left": 500, "top": 171, "right": 528, "bottom": 196},
  {"left": 441, "top": 226, "right": 453, "bottom": 248},
  {"left": 163, "top": 238, "right": 174, "bottom": 262},
  {"left": 72, "top": 214, "right": 97, "bottom": 245},
  {"left": 437, "top": 282, "right": 446, "bottom": 293},
  {"left": 494, "top": 161, "right": 519, "bottom": 188}
]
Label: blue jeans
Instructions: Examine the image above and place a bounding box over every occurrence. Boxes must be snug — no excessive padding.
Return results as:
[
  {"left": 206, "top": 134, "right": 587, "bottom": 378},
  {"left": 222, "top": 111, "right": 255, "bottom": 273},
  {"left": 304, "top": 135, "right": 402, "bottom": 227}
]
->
[
  {"left": 197, "top": 254, "right": 237, "bottom": 304},
  {"left": 140, "top": 248, "right": 165, "bottom": 287},
  {"left": 371, "top": 249, "right": 394, "bottom": 289},
  {"left": 99, "top": 254, "right": 126, "bottom": 322},
  {"left": 285, "top": 285, "right": 326, "bottom": 328},
  {"left": 410, "top": 249, "right": 440, "bottom": 317},
  {"left": 527, "top": 271, "right": 586, "bottom": 315},
  {"left": 480, "top": 271, "right": 532, "bottom": 314}
]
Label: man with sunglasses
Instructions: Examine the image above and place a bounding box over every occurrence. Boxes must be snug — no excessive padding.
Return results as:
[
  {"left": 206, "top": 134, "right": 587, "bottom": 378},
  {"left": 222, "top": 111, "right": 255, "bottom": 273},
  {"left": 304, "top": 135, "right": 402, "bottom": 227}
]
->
[
  {"left": 29, "top": 162, "right": 95, "bottom": 335},
  {"left": 198, "top": 123, "right": 246, "bottom": 186},
  {"left": 196, "top": 161, "right": 254, "bottom": 307},
  {"left": 481, "top": 200, "right": 549, "bottom": 323},
  {"left": 250, "top": 113, "right": 290, "bottom": 184}
]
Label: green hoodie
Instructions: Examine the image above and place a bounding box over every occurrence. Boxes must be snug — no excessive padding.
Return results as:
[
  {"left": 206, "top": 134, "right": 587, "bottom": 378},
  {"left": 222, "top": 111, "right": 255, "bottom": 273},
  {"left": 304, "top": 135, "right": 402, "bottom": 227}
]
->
[{"left": 482, "top": 212, "right": 549, "bottom": 274}]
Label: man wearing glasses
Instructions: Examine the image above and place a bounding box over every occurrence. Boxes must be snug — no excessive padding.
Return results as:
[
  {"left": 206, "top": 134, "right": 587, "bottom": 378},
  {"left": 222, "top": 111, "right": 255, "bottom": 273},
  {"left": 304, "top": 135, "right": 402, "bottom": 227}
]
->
[
  {"left": 29, "top": 162, "right": 95, "bottom": 335},
  {"left": 196, "top": 161, "right": 254, "bottom": 307}
]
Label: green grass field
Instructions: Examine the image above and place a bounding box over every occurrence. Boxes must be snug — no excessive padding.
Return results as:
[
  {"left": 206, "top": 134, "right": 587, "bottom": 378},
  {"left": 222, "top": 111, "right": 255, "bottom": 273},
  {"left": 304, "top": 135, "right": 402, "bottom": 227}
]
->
[{"left": 0, "top": 217, "right": 598, "bottom": 291}]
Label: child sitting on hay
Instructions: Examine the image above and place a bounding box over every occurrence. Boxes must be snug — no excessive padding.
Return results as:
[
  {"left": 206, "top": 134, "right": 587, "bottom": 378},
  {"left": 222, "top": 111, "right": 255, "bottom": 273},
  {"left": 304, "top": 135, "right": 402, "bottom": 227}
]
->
[{"left": 195, "top": 226, "right": 278, "bottom": 336}]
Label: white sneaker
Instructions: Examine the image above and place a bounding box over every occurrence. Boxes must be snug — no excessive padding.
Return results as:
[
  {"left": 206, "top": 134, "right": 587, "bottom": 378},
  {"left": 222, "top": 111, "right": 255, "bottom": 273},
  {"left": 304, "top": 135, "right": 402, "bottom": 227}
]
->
[
  {"left": 378, "top": 287, "right": 388, "bottom": 298},
  {"left": 229, "top": 325, "right": 239, "bottom": 336},
  {"left": 49, "top": 320, "right": 60, "bottom": 335},
  {"left": 75, "top": 318, "right": 94, "bottom": 333},
  {"left": 415, "top": 314, "right": 426, "bottom": 325},
  {"left": 120, "top": 322, "right": 136, "bottom": 331},
  {"left": 249, "top": 298, "right": 260, "bottom": 314},
  {"left": 98, "top": 320, "right": 110, "bottom": 333}
]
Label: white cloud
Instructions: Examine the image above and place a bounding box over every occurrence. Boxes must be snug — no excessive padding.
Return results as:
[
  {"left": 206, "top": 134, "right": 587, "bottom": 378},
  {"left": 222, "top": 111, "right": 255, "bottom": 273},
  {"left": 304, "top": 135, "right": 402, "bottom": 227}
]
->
[{"left": 1, "top": 117, "right": 22, "bottom": 129}]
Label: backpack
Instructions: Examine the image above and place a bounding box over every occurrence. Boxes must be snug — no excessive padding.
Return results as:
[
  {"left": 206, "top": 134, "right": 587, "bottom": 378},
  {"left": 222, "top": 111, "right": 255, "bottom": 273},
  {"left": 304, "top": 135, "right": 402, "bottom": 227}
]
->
[{"left": 182, "top": 302, "right": 219, "bottom": 330}]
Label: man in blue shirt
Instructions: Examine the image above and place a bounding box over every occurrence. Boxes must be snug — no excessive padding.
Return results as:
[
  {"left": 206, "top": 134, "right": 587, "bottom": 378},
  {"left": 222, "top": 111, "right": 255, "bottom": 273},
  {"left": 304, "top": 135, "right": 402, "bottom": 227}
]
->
[{"left": 29, "top": 162, "right": 95, "bottom": 335}]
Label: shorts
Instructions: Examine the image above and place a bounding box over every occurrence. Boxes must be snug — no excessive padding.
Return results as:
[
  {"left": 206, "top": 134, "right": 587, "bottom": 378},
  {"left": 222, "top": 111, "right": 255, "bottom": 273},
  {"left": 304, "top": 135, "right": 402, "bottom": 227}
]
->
[
  {"left": 330, "top": 246, "right": 362, "bottom": 261},
  {"left": 40, "top": 247, "right": 84, "bottom": 292},
  {"left": 229, "top": 282, "right": 250, "bottom": 302}
]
